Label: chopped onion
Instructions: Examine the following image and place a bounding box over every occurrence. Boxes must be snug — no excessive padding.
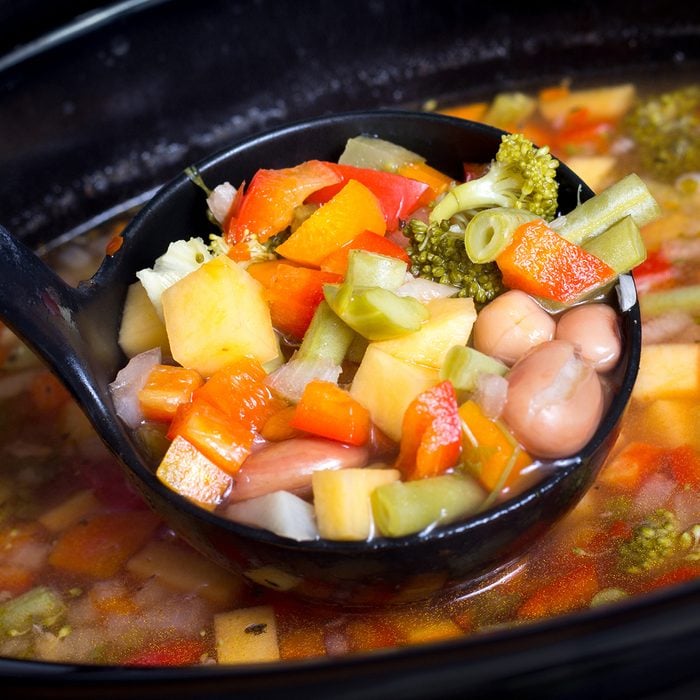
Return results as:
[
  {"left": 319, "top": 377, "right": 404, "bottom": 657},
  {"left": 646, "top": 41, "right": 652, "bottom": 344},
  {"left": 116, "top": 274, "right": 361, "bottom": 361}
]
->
[
  {"left": 225, "top": 490, "right": 319, "bottom": 541},
  {"left": 633, "top": 473, "right": 676, "bottom": 515},
  {"left": 206, "top": 181, "right": 237, "bottom": 225},
  {"left": 109, "top": 347, "right": 161, "bottom": 429},
  {"left": 395, "top": 274, "right": 459, "bottom": 302},
  {"left": 474, "top": 373, "right": 508, "bottom": 420},
  {"left": 616, "top": 274, "right": 637, "bottom": 313},
  {"left": 265, "top": 355, "right": 341, "bottom": 403}
]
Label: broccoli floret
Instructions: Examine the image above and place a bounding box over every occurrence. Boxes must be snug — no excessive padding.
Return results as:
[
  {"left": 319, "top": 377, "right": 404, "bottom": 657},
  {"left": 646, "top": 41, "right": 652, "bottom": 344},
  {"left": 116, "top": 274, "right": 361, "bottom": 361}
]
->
[
  {"left": 618, "top": 508, "right": 681, "bottom": 574},
  {"left": 429, "top": 133, "right": 559, "bottom": 224},
  {"left": 624, "top": 86, "right": 700, "bottom": 181},
  {"left": 404, "top": 219, "right": 504, "bottom": 305}
]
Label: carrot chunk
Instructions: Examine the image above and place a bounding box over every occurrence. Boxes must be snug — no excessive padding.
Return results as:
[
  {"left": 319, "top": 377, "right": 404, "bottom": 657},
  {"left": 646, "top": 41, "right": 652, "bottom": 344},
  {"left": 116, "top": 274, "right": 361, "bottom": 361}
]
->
[{"left": 138, "top": 364, "right": 204, "bottom": 423}]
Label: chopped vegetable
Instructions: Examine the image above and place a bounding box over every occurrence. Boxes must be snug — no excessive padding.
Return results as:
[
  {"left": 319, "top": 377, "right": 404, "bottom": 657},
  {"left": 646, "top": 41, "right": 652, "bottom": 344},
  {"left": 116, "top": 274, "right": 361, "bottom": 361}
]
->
[
  {"left": 319, "top": 230, "right": 410, "bottom": 276},
  {"left": 138, "top": 365, "right": 204, "bottom": 423},
  {"left": 215, "top": 605, "right": 280, "bottom": 664},
  {"left": 0, "top": 586, "right": 66, "bottom": 637},
  {"left": 338, "top": 135, "right": 425, "bottom": 172}
]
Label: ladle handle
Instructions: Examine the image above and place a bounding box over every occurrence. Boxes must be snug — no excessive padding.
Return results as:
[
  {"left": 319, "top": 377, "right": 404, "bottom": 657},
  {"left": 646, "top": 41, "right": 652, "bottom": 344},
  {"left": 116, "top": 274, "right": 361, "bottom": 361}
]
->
[{"left": 0, "top": 224, "right": 97, "bottom": 401}]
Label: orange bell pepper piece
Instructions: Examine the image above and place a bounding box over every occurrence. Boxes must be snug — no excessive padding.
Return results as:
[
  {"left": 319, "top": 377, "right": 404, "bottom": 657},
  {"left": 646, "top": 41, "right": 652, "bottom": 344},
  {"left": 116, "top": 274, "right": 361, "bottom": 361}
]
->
[
  {"left": 305, "top": 163, "right": 429, "bottom": 230},
  {"left": 249, "top": 261, "right": 342, "bottom": 339},
  {"left": 395, "top": 381, "right": 461, "bottom": 481},
  {"left": 458, "top": 400, "right": 532, "bottom": 492},
  {"left": 496, "top": 218, "right": 616, "bottom": 304},
  {"left": 319, "top": 229, "right": 410, "bottom": 276},
  {"left": 260, "top": 405, "right": 302, "bottom": 442},
  {"left": 290, "top": 380, "right": 371, "bottom": 446},
  {"left": 138, "top": 364, "right": 204, "bottom": 423},
  {"left": 396, "top": 161, "right": 454, "bottom": 207},
  {"left": 275, "top": 179, "right": 386, "bottom": 266},
  {"left": 228, "top": 160, "right": 340, "bottom": 244}
]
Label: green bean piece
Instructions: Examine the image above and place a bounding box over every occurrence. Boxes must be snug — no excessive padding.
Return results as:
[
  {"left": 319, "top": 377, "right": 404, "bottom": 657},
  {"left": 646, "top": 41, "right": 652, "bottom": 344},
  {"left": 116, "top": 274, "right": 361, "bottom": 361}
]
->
[
  {"left": 371, "top": 474, "right": 486, "bottom": 538},
  {"left": 324, "top": 285, "right": 428, "bottom": 341},
  {"left": 581, "top": 216, "right": 647, "bottom": 274},
  {"left": 552, "top": 173, "right": 661, "bottom": 245},
  {"left": 639, "top": 284, "right": 700, "bottom": 318},
  {"left": 345, "top": 249, "right": 407, "bottom": 291},
  {"left": 440, "top": 345, "right": 508, "bottom": 401},
  {"left": 464, "top": 207, "right": 539, "bottom": 263},
  {"left": 295, "top": 301, "right": 355, "bottom": 365}
]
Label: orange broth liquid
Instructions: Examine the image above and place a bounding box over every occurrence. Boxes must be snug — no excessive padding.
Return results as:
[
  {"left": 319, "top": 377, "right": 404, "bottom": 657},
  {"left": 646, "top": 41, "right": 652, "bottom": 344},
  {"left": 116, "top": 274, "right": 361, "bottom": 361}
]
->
[{"left": 0, "top": 80, "right": 699, "bottom": 665}]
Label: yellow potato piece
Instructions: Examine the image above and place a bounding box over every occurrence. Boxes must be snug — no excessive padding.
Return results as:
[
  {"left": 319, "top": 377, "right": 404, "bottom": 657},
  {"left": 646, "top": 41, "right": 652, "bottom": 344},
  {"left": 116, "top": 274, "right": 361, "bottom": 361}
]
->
[
  {"left": 215, "top": 605, "right": 279, "bottom": 664},
  {"left": 632, "top": 343, "right": 700, "bottom": 401}
]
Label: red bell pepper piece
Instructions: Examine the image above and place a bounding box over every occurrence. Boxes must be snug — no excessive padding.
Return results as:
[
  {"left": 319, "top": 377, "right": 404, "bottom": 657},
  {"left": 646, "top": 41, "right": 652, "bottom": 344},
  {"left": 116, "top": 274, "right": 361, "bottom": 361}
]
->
[
  {"left": 304, "top": 163, "right": 429, "bottom": 230},
  {"left": 395, "top": 381, "right": 462, "bottom": 481},
  {"left": 291, "top": 380, "right": 371, "bottom": 446},
  {"left": 228, "top": 160, "right": 341, "bottom": 244},
  {"left": 632, "top": 249, "right": 675, "bottom": 294},
  {"left": 496, "top": 218, "right": 616, "bottom": 304},
  {"left": 667, "top": 444, "right": 700, "bottom": 488},
  {"left": 319, "top": 229, "right": 410, "bottom": 276}
]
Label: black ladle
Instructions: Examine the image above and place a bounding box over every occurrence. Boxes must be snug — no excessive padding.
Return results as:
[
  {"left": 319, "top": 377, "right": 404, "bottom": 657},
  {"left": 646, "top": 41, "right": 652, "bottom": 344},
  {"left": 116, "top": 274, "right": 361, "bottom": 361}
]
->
[{"left": 0, "top": 111, "right": 641, "bottom": 604}]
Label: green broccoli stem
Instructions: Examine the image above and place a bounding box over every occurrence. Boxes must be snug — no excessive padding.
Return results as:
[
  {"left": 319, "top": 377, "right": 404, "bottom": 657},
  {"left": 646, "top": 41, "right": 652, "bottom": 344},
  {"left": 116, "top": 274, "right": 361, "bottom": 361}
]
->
[
  {"left": 464, "top": 207, "right": 539, "bottom": 263},
  {"left": 440, "top": 345, "right": 508, "bottom": 401},
  {"left": 0, "top": 586, "right": 66, "bottom": 637},
  {"left": 371, "top": 474, "right": 486, "bottom": 538},
  {"left": 295, "top": 301, "right": 355, "bottom": 365},
  {"left": 581, "top": 215, "right": 647, "bottom": 274},
  {"left": 551, "top": 174, "right": 661, "bottom": 246}
]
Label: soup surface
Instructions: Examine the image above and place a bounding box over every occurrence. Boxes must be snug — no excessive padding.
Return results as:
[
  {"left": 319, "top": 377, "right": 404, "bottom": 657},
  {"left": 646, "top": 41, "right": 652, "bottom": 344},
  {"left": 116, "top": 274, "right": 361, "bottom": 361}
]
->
[{"left": 1, "top": 80, "right": 699, "bottom": 666}]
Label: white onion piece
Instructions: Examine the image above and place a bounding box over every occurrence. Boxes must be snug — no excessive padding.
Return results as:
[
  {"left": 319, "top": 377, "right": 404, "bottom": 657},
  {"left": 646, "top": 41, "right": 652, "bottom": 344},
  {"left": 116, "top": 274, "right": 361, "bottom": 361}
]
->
[
  {"left": 616, "top": 274, "right": 637, "bottom": 313},
  {"left": 206, "top": 181, "right": 237, "bottom": 225},
  {"left": 109, "top": 347, "right": 161, "bottom": 429},
  {"left": 395, "top": 275, "right": 459, "bottom": 302},
  {"left": 673, "top": 489, "right": 700, "bottom": 531},
  {"left": 265, "top": 356, "right": 341, "bottom": 403},
  {"left": 226, "top": 491, "right": 319, "bottom": 541},
  {"left": 474, "top": 373, "right": 508, "bottom": 420},
  {"left": 633, "top": 473, "right": 676, "bottom": 515}
]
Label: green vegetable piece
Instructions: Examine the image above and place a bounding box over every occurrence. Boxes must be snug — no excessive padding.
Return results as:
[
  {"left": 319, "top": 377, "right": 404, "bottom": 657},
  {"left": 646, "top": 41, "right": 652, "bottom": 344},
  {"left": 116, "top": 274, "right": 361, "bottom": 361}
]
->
[
  {"left": 429, "top": 133, "right": 559, "bottom": 223},
  {"left": 295, "top": 300, "right": 355, "bottom": 366},
  {"left": 618, "top": 508, "right": 681, "bottom": 574},
  {"left": 639, "top": 284, "right": 700, "bottom": 318},
  {"left": 371, "top": 474, "right": 485, "bottom": 537},
  {"left": 440, "top": 345, "right": 508, "bottom": 399},
  {"left": 482, "top": 92, "right": 537, "bottom": 130},
  {"left": 552, "top": 173, "right": 661, "bottom": 246},
  {"left": 338, "top": 135, "right": 425, "bottom": 172},
  {"left": 324, "top": 285, "right": 428, "bottom": 341},
  {"left": 581, "top": 216, "right": 647, "bottom": 274},
  {"left": 464, "top": 207, "right": 539, "bottom": 263},
  {"left": 0, "top": 586, "right": 66, "bottom": 637},
  {"left": 345, "top": 249, "right": 407, "bottom": 291}
]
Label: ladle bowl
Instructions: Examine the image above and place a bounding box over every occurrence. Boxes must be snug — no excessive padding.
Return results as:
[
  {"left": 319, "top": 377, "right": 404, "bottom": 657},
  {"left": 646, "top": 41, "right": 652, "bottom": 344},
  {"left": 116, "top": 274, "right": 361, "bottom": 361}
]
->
[{"left": 0, "top": 111, "right": 641, "bottom": 604}]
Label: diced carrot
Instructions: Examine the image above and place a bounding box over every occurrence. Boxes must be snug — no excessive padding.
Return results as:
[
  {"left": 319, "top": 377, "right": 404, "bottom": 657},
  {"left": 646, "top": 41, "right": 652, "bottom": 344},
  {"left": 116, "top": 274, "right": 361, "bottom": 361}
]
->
[
  {"left": 275, "top": 180, "right": 386, "bottom": 266},
  {"left": 167, "top": 399, "right": 254, "bottom": 475},
  {"left": 0, "top": 565, "right": 36, "bottom": 595},
  {"left": 344, "top": 616, "right": 400, "bottom": 652},
  {"left": 539, "top": 85, "right": 570, "bottom": 103},
  {"left": 439, "top": 102, "right": 488, "bottom": 122},
  {"left": 194, "top": 358, "right": 284, "bottom": 430},
  {"left": 516, "top": 562, "right": 599, "bottom": 620},
  {"left": 260, "top": 405, "right": 301, "bottom": 442},
  {"left": 124, "top": 637, "right": 208, "bottom": 666},
  {"left": 496, "top": 219, "right": 616, "bottom": 304},
  {"left": 645, "top": 564, "right": 700, "bottom": 592},
  {"left": 599, "top": 441, "right": 665, "bottom": 491},
  {"left": 105, "top": 234, "right": 124, "bottom": 256},
  {"left": 291, "top": 380, "right": 370, "bottom": 446},
  {"left": 667, "top": 444, "right": 700, "bottom": 487},
  {"left": 29, "top": 370, "right": 70, "bottom": 413},
  {"left": 395, "top": 381, "right": 461, "bottom": 481},
  {"left": 458, "top": 399, "right": 532, "bottom": 492},
  {"left": 279, "top": 625, "right": 327, "bottom": 660},
  {"left": 156, "top": 435, "right": 232, "bottom": 510},
  {"left": 228, "top": 160, "right": 341, "bottom": 244},
  {"left": 396, "top": 161, "right": 454, "bottom": 207},
  {"left": 48, "top": 510, "right": 159, "bottom": 578},
  {"left": 138, "top": 364, "right": 204, "bottom": 423},
  {"left": 319, "top": 230, "right": 410, "bottom": 276},
  {"left": 246, "top": 259, "right": 300, "bottom": 288},
  {"left": 89, "top": 585, "right": 140, "bottom": 616}
]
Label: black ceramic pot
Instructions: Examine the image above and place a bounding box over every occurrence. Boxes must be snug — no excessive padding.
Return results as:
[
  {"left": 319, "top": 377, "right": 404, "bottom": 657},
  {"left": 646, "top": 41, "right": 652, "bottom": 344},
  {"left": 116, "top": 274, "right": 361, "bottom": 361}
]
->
[{"left": 1, "top": 1, "right": 699, "bottom": 698}]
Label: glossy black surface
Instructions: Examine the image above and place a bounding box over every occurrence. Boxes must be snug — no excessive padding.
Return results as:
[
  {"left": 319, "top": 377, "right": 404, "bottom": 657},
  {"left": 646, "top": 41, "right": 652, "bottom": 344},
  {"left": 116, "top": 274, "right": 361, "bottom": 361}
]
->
[
  {"left": 0, "top": 0, "right": 699, "bottom": 697},
  {"left": 0, "top": 110, "right": 639, "bottom": 605}
]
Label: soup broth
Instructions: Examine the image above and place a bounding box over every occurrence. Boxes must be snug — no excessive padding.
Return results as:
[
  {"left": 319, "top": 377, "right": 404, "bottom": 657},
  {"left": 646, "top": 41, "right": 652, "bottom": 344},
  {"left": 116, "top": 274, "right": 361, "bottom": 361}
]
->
[{"left": 1, "top": 79, "right": 699, "bottom": 666}]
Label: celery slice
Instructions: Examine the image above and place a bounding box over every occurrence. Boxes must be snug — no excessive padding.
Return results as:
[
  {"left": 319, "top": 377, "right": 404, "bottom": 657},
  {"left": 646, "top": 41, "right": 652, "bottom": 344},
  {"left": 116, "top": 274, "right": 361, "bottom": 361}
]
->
[
  {"left": 296, "top": 301, "right": 355, "bottom": 366},
  {"left": 0, "top": 586, "right": 66, "bottom": 636},
  {"left": 325, "top": 285, "right": 428, "bottom": 341},
  {"left": 371, "top": 474, "right": 485, "bottom": 537},
  {"left": 464, "top": 207, "right": 539, "bottom": 263},
  {"left": 639, "top": 284, "right": 700, "bottom": 318},
  {"left": 552, "top": 173, "right": 661, "bottom": 246},
  {"left": 338, "top": 135, "right": 425, "bottom": 172},
  {"left": 440, "top": 345, "right": 508, "bottom": 398},
  {"left": 581, "top": 216, "right": 647, "bottom": 274},
  {"left": 345, "top": 249, "right": 407, "bottom": 290}
]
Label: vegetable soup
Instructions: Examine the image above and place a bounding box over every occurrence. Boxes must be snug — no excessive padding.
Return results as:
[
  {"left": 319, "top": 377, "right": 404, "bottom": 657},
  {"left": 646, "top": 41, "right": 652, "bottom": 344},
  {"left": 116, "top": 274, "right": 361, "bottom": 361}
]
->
[{"left": 1, "top": 80, "right": 699, "bottom": 665}]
